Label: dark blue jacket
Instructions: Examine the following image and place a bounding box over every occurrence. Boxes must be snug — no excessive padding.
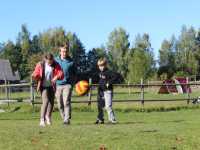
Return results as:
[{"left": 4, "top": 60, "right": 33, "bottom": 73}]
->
[{"left": 98, "top": 68, "right": 118, "bottom": 91}]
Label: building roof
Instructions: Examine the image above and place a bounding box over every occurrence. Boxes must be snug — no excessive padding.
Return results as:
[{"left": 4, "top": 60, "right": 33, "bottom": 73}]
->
[{"left": 0, "top": 59, "right": 20, "bottom": 81}]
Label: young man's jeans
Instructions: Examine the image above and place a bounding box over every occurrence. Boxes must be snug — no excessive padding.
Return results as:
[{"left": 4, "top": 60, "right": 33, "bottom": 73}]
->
[
  {"left": 41, "top": 87, "right": 54, "bottom": 121},
  {"left": 55, "top": 84, "right": 72, "bottom": 122},
  {"left": 97, "top": 90, "right": 116, "bottom": 121}
]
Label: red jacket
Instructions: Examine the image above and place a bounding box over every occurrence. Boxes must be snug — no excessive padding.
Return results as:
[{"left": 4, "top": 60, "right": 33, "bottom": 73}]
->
[{"left": 32, "top": 61, "right": 64, "bottom": 92}]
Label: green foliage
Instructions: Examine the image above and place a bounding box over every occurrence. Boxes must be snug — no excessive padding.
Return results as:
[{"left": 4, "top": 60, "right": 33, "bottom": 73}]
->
[
  {"left": 28, "top": 52, "right": 44, "bottom": 73},
  {"left": 38, "top": 27, "right": 67, "bottom": 53},
  {"left": 107, "top": 27, "right": 130, "bottom": 78},
  {"left": 159, "top": 26, "right": 200, "bottom": 79},
  {"left": 66, "top": 32, "right": 86, "bottom": 74},
  {"left": 0, "top": 41, "right": 22, "bottom": 72},
  {"left": 86, "top": 48, "right": 100, "bottom": 72},
  {"left": 0, "top": 25, "right": 87, "bottom": 80},
  {"left": 159, "top": 36, "right": 176, "bottom": 67},
  {"left": 2, "top": 24, "right": 200, "bottom": 82},
  {"left": 176, "top": 26, "right": 197, "bottom": 75},
  {"left": 127, "top": 33, "right": 155, "bottom": 83}
]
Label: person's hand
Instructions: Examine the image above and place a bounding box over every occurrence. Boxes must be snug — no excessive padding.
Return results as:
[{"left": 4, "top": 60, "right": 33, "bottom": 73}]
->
[
  {"left": 106, "top": 83, "right": 109, "bottom": 88},
  {"left": 51, "top": 76, "right": 58, "bottom": 83}
]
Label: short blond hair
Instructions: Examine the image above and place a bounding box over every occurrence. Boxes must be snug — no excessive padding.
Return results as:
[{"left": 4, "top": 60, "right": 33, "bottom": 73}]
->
[{"left": 97, "top": 57, "right": 107, "bottom": 66}]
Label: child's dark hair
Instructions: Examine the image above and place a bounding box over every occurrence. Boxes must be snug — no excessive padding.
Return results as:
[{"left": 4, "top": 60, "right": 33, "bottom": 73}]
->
[{"left": 44, "top": 53, "right": 54, "bottom": 60}]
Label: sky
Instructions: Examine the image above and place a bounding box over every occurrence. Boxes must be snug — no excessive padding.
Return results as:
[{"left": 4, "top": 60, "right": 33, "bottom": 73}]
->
[{"left": 0, "top": 0, "right": 200, "bottom": 59}]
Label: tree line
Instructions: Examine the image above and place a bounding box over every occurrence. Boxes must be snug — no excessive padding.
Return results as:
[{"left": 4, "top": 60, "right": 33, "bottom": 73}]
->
[{"left": 0, "top": 24, "right": 200, "bottom": 83}]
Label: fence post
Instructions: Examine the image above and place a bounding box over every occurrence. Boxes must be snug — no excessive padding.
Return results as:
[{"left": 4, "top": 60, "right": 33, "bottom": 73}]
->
[
  {"left": 8, "top": 81, "right": 11, "bottom": 100},
  {"left": 128, "top": 81, "right": 131, "bottom": 95},
  {"left": 30, "top": 76, "right": 34, "bottom": 107},
  {"left": 4, "top": 78, "right": 9, "bottom": 107},
  {"left": 141, "top": 78, "right": 144, "bottom": 106},
  {"left": 8, "top": 81, "right": 10, "bottom": 106},
  {"left": 88, "top": 78, "right": 92, "bottom": 106},
  {"left": 186, "top": 77, "right": 190, "bottom": 104}
]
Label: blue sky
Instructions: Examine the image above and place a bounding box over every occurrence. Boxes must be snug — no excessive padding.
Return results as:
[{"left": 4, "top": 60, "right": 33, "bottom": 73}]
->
[{"left": 0, "top": 0, "right": 200, "bottom": 59}]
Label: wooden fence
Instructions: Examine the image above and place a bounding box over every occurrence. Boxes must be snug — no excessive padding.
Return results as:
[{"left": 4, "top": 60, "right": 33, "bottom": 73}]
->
[{"left": 0, "top": 78, "right": 200, "bottom": 107}]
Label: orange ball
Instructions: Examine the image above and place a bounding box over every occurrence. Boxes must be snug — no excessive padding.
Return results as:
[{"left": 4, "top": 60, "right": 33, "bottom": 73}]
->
[{"left": 75, "top": 80, "right": 89, "bottom": 96}]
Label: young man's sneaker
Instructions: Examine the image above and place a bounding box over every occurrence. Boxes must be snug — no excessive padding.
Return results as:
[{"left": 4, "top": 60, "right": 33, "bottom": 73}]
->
[
  {"left": 39, "top": 119, "right": 45, "bottom": 127},
  {"left": 110, "top": 119, "right": 117, "bottom": 124},
  {"left": 45, "top": 117, "right": 51, "bottom": 125},
  {"left": 94, "top": 119, "right": 104, "bottom": 124}
]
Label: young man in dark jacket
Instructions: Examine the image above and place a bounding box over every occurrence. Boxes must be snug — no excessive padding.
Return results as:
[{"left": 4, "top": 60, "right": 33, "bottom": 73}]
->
[{"left": 95, "top": 57, "right": 117, "bottom": 124}]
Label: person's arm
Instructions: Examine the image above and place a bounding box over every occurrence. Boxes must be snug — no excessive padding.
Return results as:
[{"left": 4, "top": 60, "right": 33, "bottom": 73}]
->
[
  {"left": 32, "top": 63, "right": 42, "bottom": 81},
  {"left": 52, "top": 63, "right": 64, "bottom": 83},
  {"left": 31, "top": 62, "right": 43, "bottom": 93},
  {"left": 106, "top": 70, "right": 118, "bottom": 87},
  {"left": 91, "top": 71, "right": 100, "bottom": 83}
]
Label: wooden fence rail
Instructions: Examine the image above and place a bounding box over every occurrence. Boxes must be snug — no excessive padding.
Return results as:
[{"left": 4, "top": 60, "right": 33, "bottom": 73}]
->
[{"left": 0, "top": 79, "right": 200, "bottom": 107}]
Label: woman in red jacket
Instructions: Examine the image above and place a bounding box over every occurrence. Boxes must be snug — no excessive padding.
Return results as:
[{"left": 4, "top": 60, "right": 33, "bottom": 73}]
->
[{"left": 32, "top": 53, "right": 64, "bottom": 127}]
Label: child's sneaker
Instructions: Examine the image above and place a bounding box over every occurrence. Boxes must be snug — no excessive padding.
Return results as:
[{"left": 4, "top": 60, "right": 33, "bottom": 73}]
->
[
  {"left": 63, "top": 120, "right": 70, "bottom": 125},
  {"left": 39, "top": 119, "right": 45, "bottom": 127},
  {"left": 94, "top": 119, "right": 104, "bottom": 124}
]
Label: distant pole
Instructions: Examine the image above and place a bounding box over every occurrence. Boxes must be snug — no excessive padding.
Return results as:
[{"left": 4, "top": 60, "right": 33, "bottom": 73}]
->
[
  {"left": 186, "top": 77, "right": 190, "bottom": 104},
  {"left": 30, "top": 76, "right": 34, "bottom": 107},
  {"left": 128, "top": 81, "right": 131, "bottom": 95},
  {"left": 88, "top": 78, "right": 92, "bottom": 106},
  {"left": 195, "top": 75, "right": 197, "bottom": 87},
  {"left": 8, "top": 80, "right": 10, "bottom": 102},
  {"left": 4, "top": 78, "right": 9, "bottom": 107},
  {"left": 141, "top": 78, "right": 144, "bottom": 106}
]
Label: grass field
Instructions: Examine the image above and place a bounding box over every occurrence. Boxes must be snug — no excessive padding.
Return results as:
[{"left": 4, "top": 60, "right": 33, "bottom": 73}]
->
[
  {"left": 1, "top": 86, "right": 200, "bottom": 149},
  {"left": 1, "top": 104, "right": 200, "bottom": 150}
]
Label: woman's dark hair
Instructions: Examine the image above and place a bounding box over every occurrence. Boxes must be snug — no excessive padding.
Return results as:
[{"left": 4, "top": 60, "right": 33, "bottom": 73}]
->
[{"left": 44, "top": 53, "right": 54, "bottom": 60}]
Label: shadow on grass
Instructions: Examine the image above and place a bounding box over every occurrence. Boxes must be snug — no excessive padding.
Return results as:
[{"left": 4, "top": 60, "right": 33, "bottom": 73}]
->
[
  {"left": 116, "top": 121, "right": 145, "bottom": 125},
  {"left": 75, "top": 121, "right": 145, "bottom": 126},
  {"left": 74, "top": 119, "right": 185, "bottom": 126},
  {"left": 10, "top": 106, "right": 21, "bottom": 112},
  {"left": 164, "top": 120, "right": 185, "bottom": 123},
  {"left": 0, "top": 117, "right": 39, "bottom": 120},
  {"left": 140, "top": 129, "right": 158, "bottom": 133}
]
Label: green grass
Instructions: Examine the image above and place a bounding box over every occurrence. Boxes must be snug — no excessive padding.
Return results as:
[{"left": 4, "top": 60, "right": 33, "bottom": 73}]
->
[{"left": 1, "top": 104, "right": 200, "bottom": 149}]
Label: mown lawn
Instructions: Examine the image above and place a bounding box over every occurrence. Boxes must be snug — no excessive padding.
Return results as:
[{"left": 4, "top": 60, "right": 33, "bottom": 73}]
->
[{"left": 1, "top": 104, "right": 200, "bottom": 150}]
